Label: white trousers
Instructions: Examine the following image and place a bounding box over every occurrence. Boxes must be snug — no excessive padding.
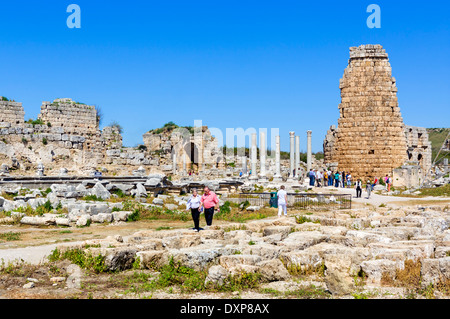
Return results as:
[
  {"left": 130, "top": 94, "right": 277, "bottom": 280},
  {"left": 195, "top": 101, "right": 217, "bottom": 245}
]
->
[{"left": 278, "top": 203, "right": 287, "bottom": 216}]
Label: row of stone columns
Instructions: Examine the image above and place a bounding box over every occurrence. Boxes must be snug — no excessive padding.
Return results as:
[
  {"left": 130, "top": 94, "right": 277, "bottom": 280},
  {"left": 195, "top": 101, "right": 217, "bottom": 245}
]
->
[{"left": 245, "top": 131, "right": 312, "bottom": 182}]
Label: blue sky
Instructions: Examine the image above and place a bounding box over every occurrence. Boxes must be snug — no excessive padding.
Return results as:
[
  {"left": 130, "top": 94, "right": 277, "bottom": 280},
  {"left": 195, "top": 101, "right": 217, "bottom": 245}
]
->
[{"left": 0, "top": 0, "right": 449, "bottom": 153}]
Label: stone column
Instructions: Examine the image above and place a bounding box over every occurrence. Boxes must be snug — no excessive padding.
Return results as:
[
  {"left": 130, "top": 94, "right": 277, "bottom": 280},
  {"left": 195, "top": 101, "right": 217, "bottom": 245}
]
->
[
  {"left": 273, "top": 135, "right": 283, "bottom": 182},
  {"left": 250, "top": 133, "right": 258, "bottom": 181},
  {"left": 307, "top": 130, "right": 312, "bottom": 172},
  {"left": 287, "top": 132, "right": 295, "bottom": 181},
  {"left": 182, "top": 152, "right": 187, "bottom": 175},
  {"left": 242, "top": 156, "right": 248, "bottom": 176},
  {"left": 444, "top": 158, "right": 449, "bottom": 173},
  {"left": 259, "top": 131, "right": 268, "bottom": 181},
  {"left": 172, "top": 151, "right": 177, "bottom": 175},
  {"left": 295, "top": 135, "right": 300, "bottom": 179}
]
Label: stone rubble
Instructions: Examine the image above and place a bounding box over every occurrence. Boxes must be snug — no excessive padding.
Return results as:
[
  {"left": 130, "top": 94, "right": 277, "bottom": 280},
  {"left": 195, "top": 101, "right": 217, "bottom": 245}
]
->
[{"left": 51, "top": 204, "right": 449, "bottom": 296}]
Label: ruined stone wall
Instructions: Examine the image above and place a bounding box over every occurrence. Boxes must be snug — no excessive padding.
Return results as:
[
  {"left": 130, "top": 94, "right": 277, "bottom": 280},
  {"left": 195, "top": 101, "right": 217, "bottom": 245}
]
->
[
  {"left": 324, "top": 45, "right": 408, "bottom": 180},
  {"left": 404, "top": 126, "right": 432, "bottom": 173},
  {"left": 101, "top": 126, "right": 122, "bottom": 150},
  {"left": 0, "top": 101, "right": 25, "bottom": 126},
  {"left": 38, "top": 98, "right": 100, "bottom": 151}
]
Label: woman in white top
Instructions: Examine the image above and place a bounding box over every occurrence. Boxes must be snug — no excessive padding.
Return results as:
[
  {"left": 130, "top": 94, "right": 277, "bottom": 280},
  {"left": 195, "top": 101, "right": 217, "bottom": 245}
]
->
[
  {"left": 186, "top": 188, "right": 202, "bottom": 231},
  {"left": 277, "top": 185, "right": 288, "bottom": 217}
]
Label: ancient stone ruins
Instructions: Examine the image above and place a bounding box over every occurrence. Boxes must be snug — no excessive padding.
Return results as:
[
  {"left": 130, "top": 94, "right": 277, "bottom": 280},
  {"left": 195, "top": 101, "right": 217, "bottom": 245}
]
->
[
  {"left": 0, "top": 44, "right": 448, "bottom": 300},
  {"left": 323, "top": 45, "right": 434, "bottom": 187}
]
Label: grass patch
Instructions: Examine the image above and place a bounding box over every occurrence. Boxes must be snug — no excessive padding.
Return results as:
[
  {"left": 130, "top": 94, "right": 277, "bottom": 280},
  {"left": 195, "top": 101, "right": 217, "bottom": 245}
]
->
[
  {"left": 283, "top": 261, "right": 326, "bottom": 278},
  {"left": 82, "top": 195, "right": 104, "bottom": 202},
  {"left": 48, "top": 248, "right": 107, "bottom": 273},
  {"left": 215, "top": 201, "right": 276, "bottom": 223},
  {"left": 295, "top": 215, "right": 319, "bottom": 224},
  {"left": 156, "top": 226, "right": 172, "bottom": 231},
  {"left": 0, "top": 232, "right": 21, "bottom": 241},
  {"left": 396, "top": 184, "right": 450, "bottom": 198}
]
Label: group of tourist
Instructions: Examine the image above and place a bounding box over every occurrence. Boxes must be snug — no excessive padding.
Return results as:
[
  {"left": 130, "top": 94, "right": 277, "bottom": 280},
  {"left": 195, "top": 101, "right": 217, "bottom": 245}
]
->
[
  {"left": 307, "top": 169, "right": 353, "bottom": 188},
  {"left": 307, "top": 169, "right": 393, "bottom": 199}
]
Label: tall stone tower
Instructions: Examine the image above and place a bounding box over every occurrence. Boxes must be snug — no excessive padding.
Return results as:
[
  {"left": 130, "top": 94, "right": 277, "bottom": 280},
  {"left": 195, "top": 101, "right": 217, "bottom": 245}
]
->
[{"left": 324, "top": 45, "right": 408, "bottom": 180}]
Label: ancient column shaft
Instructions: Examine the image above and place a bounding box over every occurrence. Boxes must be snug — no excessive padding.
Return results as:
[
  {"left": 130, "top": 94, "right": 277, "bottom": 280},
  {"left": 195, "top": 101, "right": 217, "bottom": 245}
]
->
[
  {"left": 295, "top": 135, "right": 300, "bottom": 178},
  {"left": 259, "top": 131, "right": 267, "bottom": 179},
  {"left": 273, "top": 135, "right": 282, "bottom": 181},
  {"left": 250, "top": 133, "right": 258, "bottom": 180},
  {"left": 288, "top": 132, "right": 295, "bottom": 180},
  {"left": 307, "top": 131, "right": 312, "bottom": 172}
]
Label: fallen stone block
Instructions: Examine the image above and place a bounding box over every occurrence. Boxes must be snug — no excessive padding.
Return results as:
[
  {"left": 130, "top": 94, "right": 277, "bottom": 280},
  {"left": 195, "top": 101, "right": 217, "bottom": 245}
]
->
[
  {"left": 20, "top": 216, "right": 56, "bottom": 226},
  {"left": 204, "top": 265, "right": 229, "bottom": 286},
  {"left": 219, "top": 254, "right": 262, "bottom": 269},
  {"left": 421, "top": 257, "right": 450, "bottom": 287},
  {"left": 91, "top": 213, "right": 113, "bottom": 223},
  {"left": 262, "top": 226, "right": 292, "bottom": 240},
  {"left": 279, "top": 231, "right": 328, "bottom": 251},
  {"left": 136, "top": 250, "right": 166, "bottom": 269},
  {"left": 112, "top": 211, "right": 132, "bottom": 222},
  {"left": 360, "top": 259, "right": 404, "bottom": 285},
  {"left": 257, "top": 259, "right": 291, "bottom": 282}
]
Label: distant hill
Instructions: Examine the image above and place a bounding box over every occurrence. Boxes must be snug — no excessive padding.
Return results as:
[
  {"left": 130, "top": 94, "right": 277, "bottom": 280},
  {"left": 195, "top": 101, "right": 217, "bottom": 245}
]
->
[{"left": 427, "top": 128, "right": 450, "bottom": 162}]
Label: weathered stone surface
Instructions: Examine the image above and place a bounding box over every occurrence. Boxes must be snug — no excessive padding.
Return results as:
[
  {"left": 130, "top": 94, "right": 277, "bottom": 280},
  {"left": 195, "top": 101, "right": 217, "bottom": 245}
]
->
[
  {"left": 360, "top": 259, "right": 403, "bottom": 285},
  {"left": 89, "top": 182, "right": 111, "bottom": 200},
  {"left": 76, "top": 214, "right": 91, "bottom": 227},
  {"left": 136, "top": 250, "right": 166, "bottom": 269},
  {"left": 204, "top": 265, "right": 229, "bottom": 286},
  {"left": 257, "top": 259, "right": 291, "bottom": 282},
  {"left": 112, "top": 211, "right": 132, "bottom": 222},
  {"left": 219, "top": 255, "right": 262, "bottom": 269},
  {"left": 103, "top": 248, "right": 137, "bottom": 272}
]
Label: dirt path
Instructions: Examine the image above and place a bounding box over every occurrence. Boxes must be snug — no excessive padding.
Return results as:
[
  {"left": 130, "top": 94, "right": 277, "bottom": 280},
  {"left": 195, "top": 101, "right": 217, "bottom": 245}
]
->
[
  {"left": 312, "top": 186, "right": 450, "bottom": 207},
  {"left": 0, "top": 219, "right": 195, "bottom": 265}
]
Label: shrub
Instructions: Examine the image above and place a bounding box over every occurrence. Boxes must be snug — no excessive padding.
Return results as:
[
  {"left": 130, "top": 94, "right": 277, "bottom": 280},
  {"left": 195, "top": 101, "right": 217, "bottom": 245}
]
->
[
  {"left": 48, "top": 248, "right": 107, "bottom": 273},
  {"left": 127, "top": 209, "right": 140, "bottom": 222},
  {"left": 27, "top": 118, "right": 45, "bottom": 126},
  {"left": 295, "top": 215, "right": 315, "bottom": 224},
  {"left": 42, "top": 137, "right": 48, "bottom": 145},
  {"left": 109, "top": 121, "right": 123, "bottom": 134}
]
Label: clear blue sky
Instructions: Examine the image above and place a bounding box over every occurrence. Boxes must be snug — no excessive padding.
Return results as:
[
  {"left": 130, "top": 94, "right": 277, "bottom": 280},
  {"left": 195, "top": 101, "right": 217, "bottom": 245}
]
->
[{"left": 1, "top": 0, "right": 449, "bottom": 153}]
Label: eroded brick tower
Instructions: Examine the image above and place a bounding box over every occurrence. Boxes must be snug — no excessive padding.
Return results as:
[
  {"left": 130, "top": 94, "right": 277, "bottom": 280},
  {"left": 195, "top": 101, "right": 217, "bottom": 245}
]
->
[{"left": 324, "top": 45, "right": 408, "bottom": 180}]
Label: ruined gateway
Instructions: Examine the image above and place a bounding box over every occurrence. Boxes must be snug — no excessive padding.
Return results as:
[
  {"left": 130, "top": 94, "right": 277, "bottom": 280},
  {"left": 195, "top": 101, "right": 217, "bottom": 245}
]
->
[{"left": 323, "top": 45, "right": 432, "bottom": 182}]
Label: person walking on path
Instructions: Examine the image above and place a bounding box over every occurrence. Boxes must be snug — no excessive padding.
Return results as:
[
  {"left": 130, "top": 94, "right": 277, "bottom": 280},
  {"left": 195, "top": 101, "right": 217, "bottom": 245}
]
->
[
  {"left": 341, "top": 171, "right": 346, "bottom": 188},
  {"left": 355, "top": 179, "right": 362, "bottom": 198},
  {"left": 387, "top": 175, "right": 392, "bottom": 192},
  {"left": 346, "top": 173, "right": 352, "bottom": 188},
  {"left": 186, "top": 188, "right": 202, "bottom": 232},
  {"left": 277, "top": 185, "right": 288, "bottom": 217},
  {"left": 309, "top": 169, "right": 315, "bottom": 186},
  {"left": 199, "top": 186, "right": 219, "bottom": 228},
  {"left": 366, "top": 180, "right": 372, "bottom": 199},
  {"left": 328, "top": 169, "right": 333, "bottom": 186},
  {"left": 316, "top": 170, "right": 323, "bottom": 187},
  {"left": 334, "top": 171, "right": 340, "bottom": 187}
]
